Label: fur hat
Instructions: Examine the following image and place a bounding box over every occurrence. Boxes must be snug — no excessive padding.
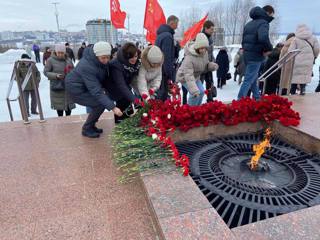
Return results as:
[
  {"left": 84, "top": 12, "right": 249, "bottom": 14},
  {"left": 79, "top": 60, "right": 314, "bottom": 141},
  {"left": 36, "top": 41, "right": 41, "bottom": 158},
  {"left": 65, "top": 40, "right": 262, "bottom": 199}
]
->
[
  {"left": 147, "top": 46, "right": 163, "bottom": 64},
  {"left": 21, "top": 53, "right": 31, "bottom": 59},
  {"left": 93, "top": 41, "right": 112, "bottom": 57},
  {"left": 55, "top": 44, "right": 66, "bottom": 53},
  {"left": 194, "top": 33, "right": 209, "bottom": 50}
]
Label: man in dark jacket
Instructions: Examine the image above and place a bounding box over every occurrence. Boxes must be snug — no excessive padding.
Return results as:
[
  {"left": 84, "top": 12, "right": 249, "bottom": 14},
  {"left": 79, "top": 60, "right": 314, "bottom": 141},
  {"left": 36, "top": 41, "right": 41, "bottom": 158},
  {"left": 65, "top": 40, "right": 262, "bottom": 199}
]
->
[
  {"left": 65, "top": 42, "right": 75, "bottom": 63},
  {"left": 155, "top": 15, "right": 179, "bottom": 101},
  {"left": 77, "top": 42, "right": 86, "bottom": 60},
  {"left": 237, "top": 5, "right": 274, "bottom": 100},
  {"left": 200, "top": 20, "right": 215, "bottom": 102},
  {"left": 65, "top": 41, "right": 122, "bottom": 138}
]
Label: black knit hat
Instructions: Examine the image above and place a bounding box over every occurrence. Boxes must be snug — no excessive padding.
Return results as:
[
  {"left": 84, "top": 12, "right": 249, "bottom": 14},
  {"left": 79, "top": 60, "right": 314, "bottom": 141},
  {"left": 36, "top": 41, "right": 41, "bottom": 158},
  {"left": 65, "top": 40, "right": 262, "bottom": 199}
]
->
[{"left": 21, "top": 54, "right": 31, "bottom": 59}]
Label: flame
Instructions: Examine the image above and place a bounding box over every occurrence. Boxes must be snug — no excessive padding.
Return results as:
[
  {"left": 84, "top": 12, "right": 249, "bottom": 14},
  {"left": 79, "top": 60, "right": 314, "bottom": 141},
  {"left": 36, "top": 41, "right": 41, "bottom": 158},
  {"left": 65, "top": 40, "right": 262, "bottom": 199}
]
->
[{"left": 250, "top": 128, "right": 272, "bottom": 170}]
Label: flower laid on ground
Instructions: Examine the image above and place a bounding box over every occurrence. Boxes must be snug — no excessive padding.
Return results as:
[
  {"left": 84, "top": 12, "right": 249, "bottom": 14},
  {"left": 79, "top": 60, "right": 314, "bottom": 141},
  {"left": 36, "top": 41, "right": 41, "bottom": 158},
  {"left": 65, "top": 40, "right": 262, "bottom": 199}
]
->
[{"left": 112, "top": 92, "right": 301, "bottom": 181}]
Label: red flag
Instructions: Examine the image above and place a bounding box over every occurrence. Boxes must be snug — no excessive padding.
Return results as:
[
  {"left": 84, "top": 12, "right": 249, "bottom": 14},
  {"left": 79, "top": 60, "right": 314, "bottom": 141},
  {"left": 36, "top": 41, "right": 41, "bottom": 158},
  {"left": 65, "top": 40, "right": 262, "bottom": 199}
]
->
[
  {"left": 144, "top": 0, "right": 166, "bottom": 44},
  {"left": 180, "top": 14, "right": 208, "bottom": 48},
  {"left": 110, "top": 0, "right": 126, "bottom": 29}
]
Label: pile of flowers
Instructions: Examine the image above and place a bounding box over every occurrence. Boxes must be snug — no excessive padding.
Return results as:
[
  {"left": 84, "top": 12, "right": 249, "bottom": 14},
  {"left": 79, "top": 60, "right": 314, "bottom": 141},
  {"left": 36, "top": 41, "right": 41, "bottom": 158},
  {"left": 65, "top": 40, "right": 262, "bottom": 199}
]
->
[{"left": 112, "top": 86, "right": 301, "bottom": 181}]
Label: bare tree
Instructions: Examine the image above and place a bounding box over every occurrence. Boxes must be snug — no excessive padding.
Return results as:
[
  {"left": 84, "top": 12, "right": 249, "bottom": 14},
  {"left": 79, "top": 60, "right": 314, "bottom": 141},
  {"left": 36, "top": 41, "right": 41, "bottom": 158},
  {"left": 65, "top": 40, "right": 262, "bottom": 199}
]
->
[
  {"left": 239, "top": 0, "right": 256, "bottom": 38},
  {"left": 178, "top": 6, "right": 202, "bottom": 38}
]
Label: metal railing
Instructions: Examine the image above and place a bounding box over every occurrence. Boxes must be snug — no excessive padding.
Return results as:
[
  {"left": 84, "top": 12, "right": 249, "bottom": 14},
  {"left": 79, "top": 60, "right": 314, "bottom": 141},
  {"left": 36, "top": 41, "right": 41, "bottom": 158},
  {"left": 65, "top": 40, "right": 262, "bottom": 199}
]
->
[
  {"left": 258, "top": 49, "right": 301, "bottom": 95},
  {"left": 6, "top": 60, "right": 45, "bottom": 124}
]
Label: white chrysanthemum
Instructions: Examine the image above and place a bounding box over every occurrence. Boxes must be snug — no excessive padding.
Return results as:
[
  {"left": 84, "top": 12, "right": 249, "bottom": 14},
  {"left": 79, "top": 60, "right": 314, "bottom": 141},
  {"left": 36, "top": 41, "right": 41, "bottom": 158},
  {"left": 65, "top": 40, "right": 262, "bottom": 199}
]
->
[{"left": 152, "top": 133, "right": 158, "bottom": 140}]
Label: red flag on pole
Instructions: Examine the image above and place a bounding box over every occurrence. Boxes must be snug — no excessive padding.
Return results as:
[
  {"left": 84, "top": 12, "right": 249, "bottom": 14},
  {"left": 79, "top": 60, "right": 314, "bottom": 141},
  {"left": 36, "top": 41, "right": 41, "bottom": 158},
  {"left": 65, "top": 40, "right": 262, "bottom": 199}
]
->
[
  {"left": 110, "top": 0, "right": 126, "bottom": 29},
  {"left": 180, "top": 14, "right": 208, "bottom": 48},
  {"left": 144, "top": 0, "right": 166, "bottom": 44}
]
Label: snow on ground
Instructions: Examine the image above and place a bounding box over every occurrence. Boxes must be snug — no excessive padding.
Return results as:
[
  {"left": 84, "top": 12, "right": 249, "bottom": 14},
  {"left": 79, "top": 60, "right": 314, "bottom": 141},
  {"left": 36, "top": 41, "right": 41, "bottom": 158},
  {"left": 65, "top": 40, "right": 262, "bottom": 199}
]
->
[
  {"left": 0, "top": 50, "right": 85, "bottom": 123},
  {"left": 0, "top": 45, "right": 319, "bottom": 123}
]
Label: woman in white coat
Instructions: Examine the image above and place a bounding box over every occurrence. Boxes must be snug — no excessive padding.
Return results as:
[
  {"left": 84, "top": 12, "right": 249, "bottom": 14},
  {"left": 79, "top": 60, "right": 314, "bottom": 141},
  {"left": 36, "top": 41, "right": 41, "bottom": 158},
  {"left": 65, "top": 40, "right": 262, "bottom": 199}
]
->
[
  {"left": 288, "top": 24, "right": 320, "bottom": 95},
  {"left": 132, "top": 45, "right": 163, "bottom": 98}
]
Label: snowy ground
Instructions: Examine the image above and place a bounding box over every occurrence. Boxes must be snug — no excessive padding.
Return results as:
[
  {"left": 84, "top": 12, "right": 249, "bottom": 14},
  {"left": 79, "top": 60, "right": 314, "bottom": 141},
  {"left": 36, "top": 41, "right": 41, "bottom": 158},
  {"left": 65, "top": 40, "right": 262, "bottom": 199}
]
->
[{"left": 0, "top": 46, "right": 319, "bottom": 123}]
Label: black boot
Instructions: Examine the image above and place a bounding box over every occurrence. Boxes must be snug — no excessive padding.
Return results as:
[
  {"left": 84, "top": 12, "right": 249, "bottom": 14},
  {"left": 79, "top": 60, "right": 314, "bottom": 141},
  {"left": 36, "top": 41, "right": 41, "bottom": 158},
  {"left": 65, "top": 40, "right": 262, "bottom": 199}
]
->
[
  {"left": 82, "top": 128, "right": 100, "bottom": 138},
  {"left": 93, "top": 126, "right": 103, "bottom": 133}
]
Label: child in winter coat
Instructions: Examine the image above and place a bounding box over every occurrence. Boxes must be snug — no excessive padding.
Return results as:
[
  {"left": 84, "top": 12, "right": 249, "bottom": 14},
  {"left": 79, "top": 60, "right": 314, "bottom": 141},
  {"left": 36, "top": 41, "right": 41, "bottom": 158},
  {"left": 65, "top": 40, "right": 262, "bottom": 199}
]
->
[
  {"left": 176, "top": 33, "right": 219, "bottom": 106},
  {"left": 131, "top": 45, "right": 163, "bottom": 99},
  {"left": 16, "top": 54, "right": 41, "bottom": 116}
]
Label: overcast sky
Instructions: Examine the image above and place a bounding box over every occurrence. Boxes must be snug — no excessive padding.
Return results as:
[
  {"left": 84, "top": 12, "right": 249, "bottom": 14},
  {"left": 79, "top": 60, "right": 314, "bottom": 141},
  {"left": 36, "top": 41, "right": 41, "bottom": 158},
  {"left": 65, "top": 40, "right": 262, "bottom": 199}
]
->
[{"left": 0, "top": 0, "right": 319, "bottom": 33}]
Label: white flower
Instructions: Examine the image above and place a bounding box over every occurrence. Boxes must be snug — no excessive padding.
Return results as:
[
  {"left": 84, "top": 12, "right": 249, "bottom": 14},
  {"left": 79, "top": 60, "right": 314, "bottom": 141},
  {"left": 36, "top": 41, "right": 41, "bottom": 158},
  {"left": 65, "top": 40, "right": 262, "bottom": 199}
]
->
[
  {"left": 167, "top": 114, "right": 171, "bottom": 119},
  {"left": 143, "top": 113, "right": 148, "bottom": 117},
  {"left": 152, "top": 133, "right": 158, "bottom": 140},
  {"left": 151, "top": 120, "right": 156, "bottom": 125}
]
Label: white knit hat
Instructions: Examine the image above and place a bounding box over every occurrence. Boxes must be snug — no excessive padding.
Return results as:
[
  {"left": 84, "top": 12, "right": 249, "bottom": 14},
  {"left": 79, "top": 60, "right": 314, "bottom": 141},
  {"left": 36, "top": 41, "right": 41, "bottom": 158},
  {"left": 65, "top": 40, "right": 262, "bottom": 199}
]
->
[
  {"left": 193, "top": 33, "right": 209, "bottom": 50},
  {"left": 93, "top": 41, "right": 112, "bottom": 56},
  {"left": 147, "top": 46, "right": 163, "bottom": 64},
  {"left": 55, "top": 44, "right": 66, "bottom": 53}
]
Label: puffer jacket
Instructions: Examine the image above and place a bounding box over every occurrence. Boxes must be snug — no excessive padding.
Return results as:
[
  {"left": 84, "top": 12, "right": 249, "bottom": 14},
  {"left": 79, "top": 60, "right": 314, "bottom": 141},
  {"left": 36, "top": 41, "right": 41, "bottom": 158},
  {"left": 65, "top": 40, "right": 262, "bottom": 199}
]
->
[
  {"left": 44, "top": 53, "right": 75, "bottom": 111},
  {"left": 288, "top": 24, "right": 320, "bottom": 84},
  {"left": 65, "top": 46, "right": 115, "bottom": 110},
  {"left": 176, "top": 42, "right": 218, "bottom": 95},
  {"left": 242, "top": 6, "right": 274, "bottom": 62},
  {"left": 131, "top": 46, "right": 163, "bottom": 97}
]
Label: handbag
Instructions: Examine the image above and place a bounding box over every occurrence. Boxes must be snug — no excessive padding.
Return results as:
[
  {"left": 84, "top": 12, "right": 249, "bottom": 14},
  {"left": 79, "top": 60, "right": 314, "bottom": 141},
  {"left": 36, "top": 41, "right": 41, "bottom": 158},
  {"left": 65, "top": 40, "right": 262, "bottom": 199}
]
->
[
  {"left": 226, "top": 72, "right": 232, "bottom": 80},
  {"left": 51, "top": 79, "right": 65, "bottom": 91}
]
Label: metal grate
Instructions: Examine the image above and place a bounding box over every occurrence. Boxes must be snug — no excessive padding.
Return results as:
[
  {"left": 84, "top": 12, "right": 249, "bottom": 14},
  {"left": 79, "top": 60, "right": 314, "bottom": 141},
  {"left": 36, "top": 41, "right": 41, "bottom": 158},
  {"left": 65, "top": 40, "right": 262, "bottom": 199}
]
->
[{"left": 176, "top": 132, "right": 320, "bottom": 228}]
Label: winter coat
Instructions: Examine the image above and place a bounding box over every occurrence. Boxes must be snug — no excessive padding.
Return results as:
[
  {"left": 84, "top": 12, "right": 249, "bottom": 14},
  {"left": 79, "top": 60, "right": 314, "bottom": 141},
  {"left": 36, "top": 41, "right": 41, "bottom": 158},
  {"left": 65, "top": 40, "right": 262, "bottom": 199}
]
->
[
  {"left": 65, "top": 47, "right": 115, "bottom": 110},
  {"left": 106, "top": 48, "right": 141, "bottom": 102},
  {"left": 216, "top": 49, "right": 230, "bottom": 79},
  {"left": 16, "top": 62, "right": 41, "bottom": 91},
  {"left": 234, "top": 51, "right": 246, "bottom": 76},
  {"left": 242, "top": 7, "right": 274, "bottom": 63},
  {"left": 43, "top": 51, "right": 51, "bottom": 66},
  {"left": 66, "top": 48, "right": 75, "bottom": 62},
  {"left": 279, "top": 37, "right": 295, "bottom": 90},
  {"left": 32, "top": 44, "right": 40, "bottom": 52},
  {"left": 263, "top": 47, "right": 281, "bottom": 94},
  {"left": 155, "top": 24, "right": 176, "bottom": 81},
  {"left": 78, "top": 46, "right": 85, "bottom": 60},
  {"left": 176, "top": 42, "right": 218, "bottom": 95},
  {"left": 131, "top": 46, "right": 163, "bottom": 97},
  {"left": 288, "top": 25, "right": 320, "bottom": 85},
  {"left": 44, "top": 53, "right": 75, "bottom": 111}
]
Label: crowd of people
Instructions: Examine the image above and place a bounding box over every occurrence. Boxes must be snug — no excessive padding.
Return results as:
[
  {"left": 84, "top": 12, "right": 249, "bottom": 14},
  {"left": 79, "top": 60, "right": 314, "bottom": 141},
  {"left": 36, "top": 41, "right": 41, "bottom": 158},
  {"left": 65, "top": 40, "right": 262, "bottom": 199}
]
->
[{"left": 16, "top": 4, "right": 320, "bottom": 138}]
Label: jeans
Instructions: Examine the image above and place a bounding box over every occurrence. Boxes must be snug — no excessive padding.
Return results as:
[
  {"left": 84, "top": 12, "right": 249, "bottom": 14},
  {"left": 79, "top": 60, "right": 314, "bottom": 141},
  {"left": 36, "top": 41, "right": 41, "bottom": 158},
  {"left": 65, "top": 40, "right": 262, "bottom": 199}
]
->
[
  {"left": 182, "top": 80, "right": 205, "bottom": 106},
  {"left": 238, "top": 61, "right": 263, "bottom": 100}
]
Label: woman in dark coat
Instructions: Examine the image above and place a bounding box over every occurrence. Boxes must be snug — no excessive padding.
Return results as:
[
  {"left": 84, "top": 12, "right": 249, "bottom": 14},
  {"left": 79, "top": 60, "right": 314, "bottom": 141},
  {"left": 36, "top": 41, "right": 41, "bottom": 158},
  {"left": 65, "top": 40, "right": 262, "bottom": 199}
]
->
[
  {"left": 216, "top": 47, "right": 230, "bottom": 89},
  {"left": 106, "top": 43, "right": 141, "bottom": 123},
  {"left": 263, "top": 43, "right": 283, "bottom": 95},
  {"left": 65, "top": 41, "right": 123, "bottom": 138}
]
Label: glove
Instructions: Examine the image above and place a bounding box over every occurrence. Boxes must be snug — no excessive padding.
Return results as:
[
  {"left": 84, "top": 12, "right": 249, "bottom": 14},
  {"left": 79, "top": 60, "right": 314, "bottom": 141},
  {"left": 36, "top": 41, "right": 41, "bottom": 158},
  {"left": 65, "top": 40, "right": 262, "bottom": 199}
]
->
[{"left": 208, "top": 62, "right": 219, "bottom": 71}]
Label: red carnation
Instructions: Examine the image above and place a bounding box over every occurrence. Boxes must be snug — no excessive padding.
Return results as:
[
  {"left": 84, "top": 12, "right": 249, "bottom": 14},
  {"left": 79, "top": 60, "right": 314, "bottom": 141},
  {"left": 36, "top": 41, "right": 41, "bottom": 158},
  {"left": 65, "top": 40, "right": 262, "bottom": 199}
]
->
[
  {"left": 149, "top": 89, "right": 155, "bottom": 96},
  {"left": 142, "top": 94, "right": 148, "bottom": 100},
  {"left": 204, "top": 90, "right": 209, "bottom": 95}
]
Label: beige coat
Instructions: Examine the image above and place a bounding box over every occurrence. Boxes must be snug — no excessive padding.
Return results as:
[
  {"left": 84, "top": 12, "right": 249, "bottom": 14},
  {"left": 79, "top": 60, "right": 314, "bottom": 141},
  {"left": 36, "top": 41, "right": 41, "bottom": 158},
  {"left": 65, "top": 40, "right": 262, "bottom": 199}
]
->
[
  {"left": 131, "top": 46, "right": 163, "bottom": 97},
  {"left": 288, "top": 25, "right": 320, "bottom": 85},
  {"left": 280, "top": 37, "right": 295, "bottom": 90},
  {"left": 176, "top": 42, "right": 218, "bottom": 95}
]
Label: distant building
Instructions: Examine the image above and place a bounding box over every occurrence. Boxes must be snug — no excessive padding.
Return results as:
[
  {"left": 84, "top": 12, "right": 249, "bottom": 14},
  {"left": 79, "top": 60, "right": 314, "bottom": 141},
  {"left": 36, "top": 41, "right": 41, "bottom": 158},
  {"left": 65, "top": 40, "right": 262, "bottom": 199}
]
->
[
  {"left": 0, "top": 31, "right": 14, "bottom": 41},
  {"left": 86, "top": 19, "right": 118, "bottom": 45}
]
